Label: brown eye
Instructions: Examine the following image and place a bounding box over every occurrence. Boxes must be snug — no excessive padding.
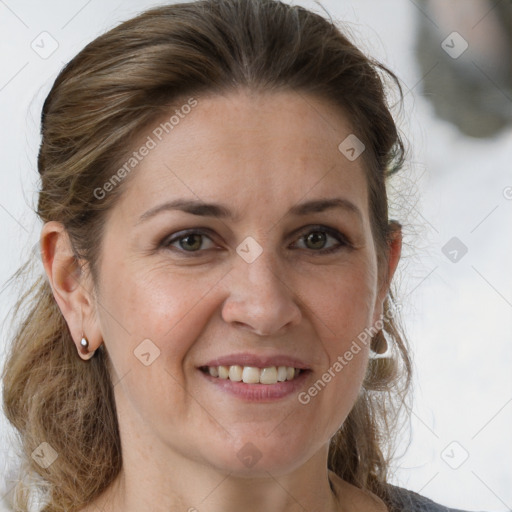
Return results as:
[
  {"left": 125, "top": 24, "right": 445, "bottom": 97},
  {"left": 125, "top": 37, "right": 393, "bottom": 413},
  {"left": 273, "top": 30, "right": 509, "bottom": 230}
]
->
[
  {"left": 178, "top": 234, "right": 203, "bottom": 251},
  {"left": 293, "top": 226, "right": 350, "bottom": 255},
  {"left": 163, "top": 230, "right": 216, "bottom": 254},
  {"left": 304, "top": 231, "right": 328, "bottom": 250}
]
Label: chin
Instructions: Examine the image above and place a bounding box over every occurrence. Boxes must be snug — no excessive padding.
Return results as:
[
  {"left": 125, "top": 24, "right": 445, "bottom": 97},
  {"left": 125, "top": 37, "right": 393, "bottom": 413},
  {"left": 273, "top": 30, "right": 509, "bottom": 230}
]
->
[{"left": 199, "top": 433, "right": 314, "bottom": 477}]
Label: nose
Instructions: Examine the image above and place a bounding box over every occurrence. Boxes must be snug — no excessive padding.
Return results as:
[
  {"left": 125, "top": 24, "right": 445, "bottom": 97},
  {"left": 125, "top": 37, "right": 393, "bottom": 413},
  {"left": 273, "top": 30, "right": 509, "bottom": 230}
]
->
[{"left": 221, "top": 249, "right": 302, "bottom": 337}]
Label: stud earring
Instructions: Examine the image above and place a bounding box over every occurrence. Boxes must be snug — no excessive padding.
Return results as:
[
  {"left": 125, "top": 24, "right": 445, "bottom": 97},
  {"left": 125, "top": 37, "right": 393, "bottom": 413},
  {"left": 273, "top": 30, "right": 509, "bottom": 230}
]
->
[
  {"left": 78, "top": 334, "right": 95, "bottom": 360},
  {"left": 80, "top": 336, "right": 89, "bottom": 351}
]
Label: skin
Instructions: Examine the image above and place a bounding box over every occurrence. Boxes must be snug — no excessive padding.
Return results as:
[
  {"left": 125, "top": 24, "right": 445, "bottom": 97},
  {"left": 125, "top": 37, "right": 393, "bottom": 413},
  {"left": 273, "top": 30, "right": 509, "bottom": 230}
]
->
[{"left": 42, "top": 89, "right": 400, "bottom": 512}]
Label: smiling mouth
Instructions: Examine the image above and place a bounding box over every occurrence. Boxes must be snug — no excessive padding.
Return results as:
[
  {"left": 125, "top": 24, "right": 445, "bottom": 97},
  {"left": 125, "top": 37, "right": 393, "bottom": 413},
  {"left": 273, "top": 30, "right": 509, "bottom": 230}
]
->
[{"left": 199, "top": 365, "right": 305, "bottom": 385}]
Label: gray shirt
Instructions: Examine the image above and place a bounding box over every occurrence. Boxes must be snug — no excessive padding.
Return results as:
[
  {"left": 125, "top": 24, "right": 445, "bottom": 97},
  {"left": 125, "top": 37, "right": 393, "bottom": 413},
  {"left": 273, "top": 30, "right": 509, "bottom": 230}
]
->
[{"left": 387, "top": 485, "right": 490, "bottom": 512}]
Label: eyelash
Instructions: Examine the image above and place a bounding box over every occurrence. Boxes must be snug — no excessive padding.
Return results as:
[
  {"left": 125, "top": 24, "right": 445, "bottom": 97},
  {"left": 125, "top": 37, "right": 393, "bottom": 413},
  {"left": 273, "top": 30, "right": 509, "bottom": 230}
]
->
[{"left": 160, "top": 225, "right": 352, "bottom": 256}]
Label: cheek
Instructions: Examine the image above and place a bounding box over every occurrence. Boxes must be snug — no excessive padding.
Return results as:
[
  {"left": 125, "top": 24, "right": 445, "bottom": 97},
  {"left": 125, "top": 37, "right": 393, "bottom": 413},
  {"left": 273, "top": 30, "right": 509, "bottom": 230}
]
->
[
  {"left": 310, "top": 258, "right": 378, "bottom": 344},
  {"left": 96, "top": 268, "right": 224, "bottom": 428},
  {"left": 96, "top": 260, "right": 227, "bottom": 371},
  {"left": 304, "top": 260, "right": 376, "bottom": 416}
]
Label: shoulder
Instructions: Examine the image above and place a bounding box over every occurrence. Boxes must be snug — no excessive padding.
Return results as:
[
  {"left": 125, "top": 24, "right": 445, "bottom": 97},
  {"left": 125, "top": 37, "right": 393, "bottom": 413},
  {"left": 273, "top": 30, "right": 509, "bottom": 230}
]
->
[
  {"left": 386, "top": 484, "right": 488, "bottom": 512},
  {"left": 329, "top": 470, "right": 388, "bottom": 511}
]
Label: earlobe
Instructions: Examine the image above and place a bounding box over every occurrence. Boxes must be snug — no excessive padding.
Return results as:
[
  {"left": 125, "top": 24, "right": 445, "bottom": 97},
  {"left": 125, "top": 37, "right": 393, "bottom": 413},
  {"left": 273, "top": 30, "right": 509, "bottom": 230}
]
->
[{"left": 40, "top": 221, "right": 102, "bottom": 358}]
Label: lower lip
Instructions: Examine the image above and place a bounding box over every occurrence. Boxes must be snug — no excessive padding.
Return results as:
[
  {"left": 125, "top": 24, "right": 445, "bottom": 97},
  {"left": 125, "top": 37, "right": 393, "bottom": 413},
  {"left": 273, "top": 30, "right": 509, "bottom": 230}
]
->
[{"left": 198, "top": 368, "right": 311, "bottom": 402}]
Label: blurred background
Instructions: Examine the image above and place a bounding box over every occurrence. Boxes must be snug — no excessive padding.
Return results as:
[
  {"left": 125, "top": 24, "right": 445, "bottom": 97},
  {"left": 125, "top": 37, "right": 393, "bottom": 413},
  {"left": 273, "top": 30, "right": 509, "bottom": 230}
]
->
[{"left": 0, "top": 0, "right": 511, "bottom": 510}]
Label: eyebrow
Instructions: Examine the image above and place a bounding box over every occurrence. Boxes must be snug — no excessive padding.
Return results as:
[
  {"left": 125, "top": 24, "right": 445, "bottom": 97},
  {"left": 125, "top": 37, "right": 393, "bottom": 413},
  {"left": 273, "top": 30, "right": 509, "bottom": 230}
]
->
[{"left": 136, "top": 197, "right": 362, "bottom": 225}]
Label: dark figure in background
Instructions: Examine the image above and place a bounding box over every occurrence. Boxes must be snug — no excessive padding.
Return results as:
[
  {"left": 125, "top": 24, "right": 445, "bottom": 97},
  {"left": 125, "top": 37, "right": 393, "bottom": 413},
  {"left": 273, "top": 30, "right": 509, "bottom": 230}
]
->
[{"left": 416, "top": 0, "right": 512, "bottom": 138}]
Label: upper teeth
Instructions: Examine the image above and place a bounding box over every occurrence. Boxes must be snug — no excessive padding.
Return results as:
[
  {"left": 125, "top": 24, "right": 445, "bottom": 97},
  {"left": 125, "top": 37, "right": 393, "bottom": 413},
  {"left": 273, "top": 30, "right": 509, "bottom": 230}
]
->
[{"left": 206, "top": 365, "right": 300, "bottom": 384}]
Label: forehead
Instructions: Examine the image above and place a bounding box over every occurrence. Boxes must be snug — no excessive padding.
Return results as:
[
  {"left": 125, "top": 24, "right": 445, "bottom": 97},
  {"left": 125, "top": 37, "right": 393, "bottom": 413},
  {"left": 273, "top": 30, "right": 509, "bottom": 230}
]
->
[{"left": 112, "top": 90, "right": 369, "bottom": 224}]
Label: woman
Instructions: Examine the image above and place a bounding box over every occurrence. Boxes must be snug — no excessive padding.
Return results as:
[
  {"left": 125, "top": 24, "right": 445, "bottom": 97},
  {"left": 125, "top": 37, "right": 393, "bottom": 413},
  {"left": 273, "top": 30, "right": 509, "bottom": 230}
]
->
[{"left": 1, "top": 1, "right": 474, "bottom": 511}]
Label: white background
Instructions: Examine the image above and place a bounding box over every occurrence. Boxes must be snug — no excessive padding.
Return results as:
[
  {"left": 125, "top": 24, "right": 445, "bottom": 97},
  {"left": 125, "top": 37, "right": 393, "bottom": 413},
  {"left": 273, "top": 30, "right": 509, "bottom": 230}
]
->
[{"left": 0, "top": 1, "right": 511, "bottom": 511}]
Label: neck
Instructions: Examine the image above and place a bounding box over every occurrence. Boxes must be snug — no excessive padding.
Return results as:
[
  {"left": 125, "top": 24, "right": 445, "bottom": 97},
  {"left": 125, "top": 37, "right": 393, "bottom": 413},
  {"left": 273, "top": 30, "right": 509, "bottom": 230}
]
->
[{"left": 90, "top": 447, "right": 342, "bottom": 512}]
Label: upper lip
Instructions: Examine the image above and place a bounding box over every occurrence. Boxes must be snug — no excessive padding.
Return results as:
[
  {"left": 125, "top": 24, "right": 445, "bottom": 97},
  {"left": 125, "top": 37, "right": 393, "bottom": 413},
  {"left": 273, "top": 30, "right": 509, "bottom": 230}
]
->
[{"left": 200, "top": 352, "right": 311, "bottom": 370}]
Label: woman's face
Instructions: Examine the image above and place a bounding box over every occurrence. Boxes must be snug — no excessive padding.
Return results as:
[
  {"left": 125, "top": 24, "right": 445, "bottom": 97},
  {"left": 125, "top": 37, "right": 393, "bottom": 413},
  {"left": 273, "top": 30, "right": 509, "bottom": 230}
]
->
[{"left": 91, "top": 90, "right": 396, "bottom": 476}]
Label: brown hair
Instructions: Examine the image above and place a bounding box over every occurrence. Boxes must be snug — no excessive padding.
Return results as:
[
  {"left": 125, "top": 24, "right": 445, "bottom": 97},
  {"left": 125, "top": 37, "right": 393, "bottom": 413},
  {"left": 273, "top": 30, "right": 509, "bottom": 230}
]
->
[{"left": 2, "top": 0, "right": 411, "bottom": 510}]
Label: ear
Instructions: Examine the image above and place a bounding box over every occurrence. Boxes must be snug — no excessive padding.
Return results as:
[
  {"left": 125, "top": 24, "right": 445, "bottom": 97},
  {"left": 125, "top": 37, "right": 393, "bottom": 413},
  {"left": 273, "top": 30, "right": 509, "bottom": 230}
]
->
[
  {"left": 372, "top": 221, "right": 402, "bottom": 324},
  {"left": 40, "top": 221, "right": 103, "bottom": 360}
]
